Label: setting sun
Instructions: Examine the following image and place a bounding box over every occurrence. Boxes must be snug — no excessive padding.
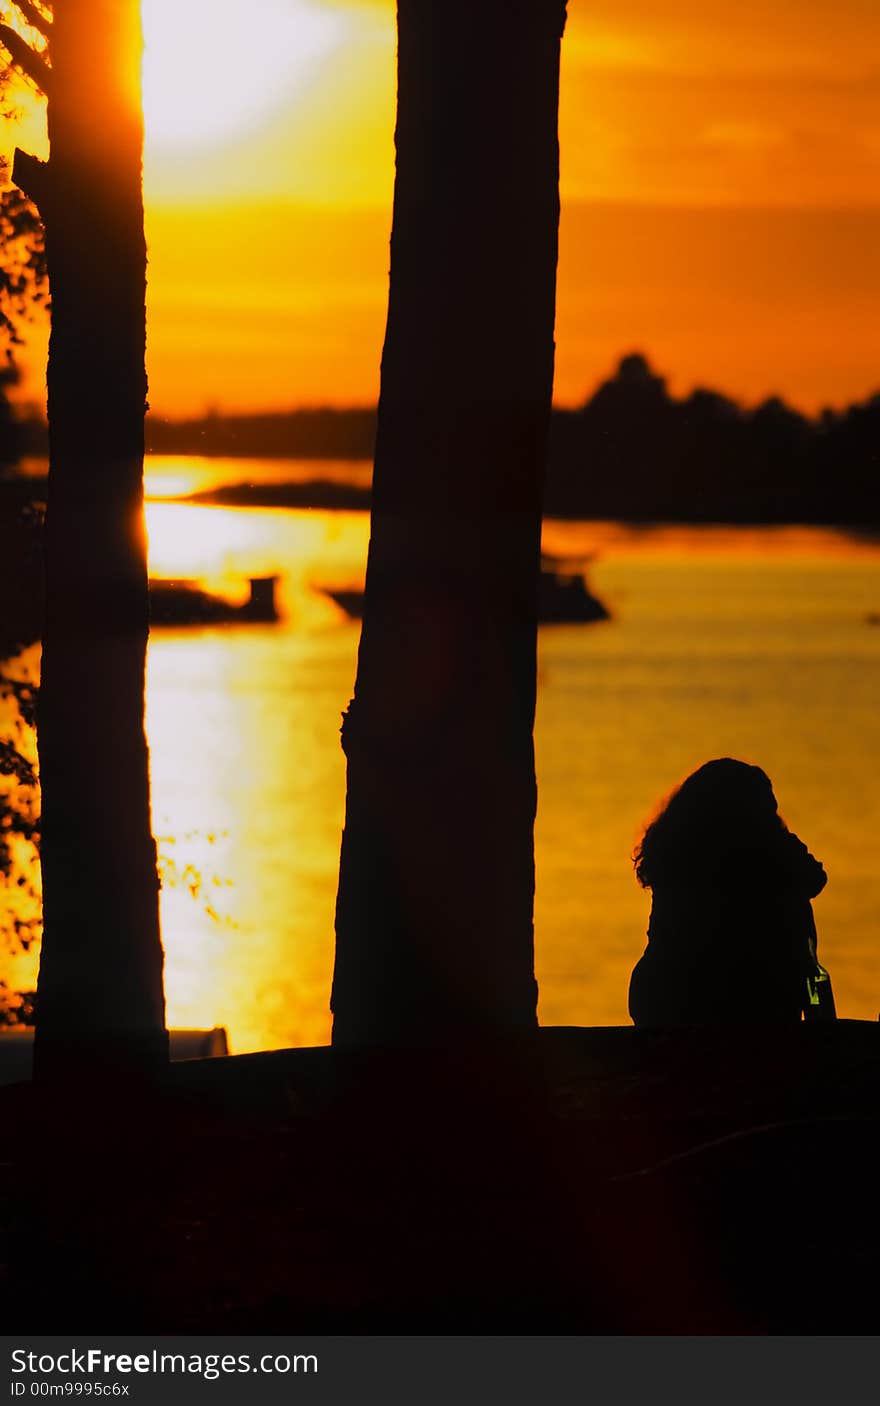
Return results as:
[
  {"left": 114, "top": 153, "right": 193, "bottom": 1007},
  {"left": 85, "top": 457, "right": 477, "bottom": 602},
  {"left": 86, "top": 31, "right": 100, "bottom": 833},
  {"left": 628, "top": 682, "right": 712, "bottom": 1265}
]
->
[{"left": 141, "top": 0, "right": 347, "bottom": 153}]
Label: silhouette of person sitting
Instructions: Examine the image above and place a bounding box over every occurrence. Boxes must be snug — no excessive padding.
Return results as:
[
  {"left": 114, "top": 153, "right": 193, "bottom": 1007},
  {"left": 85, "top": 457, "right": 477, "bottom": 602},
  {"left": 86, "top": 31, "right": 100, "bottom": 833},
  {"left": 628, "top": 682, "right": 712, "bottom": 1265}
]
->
[{"left": 629, "top": 758, "right": 836, "bottom": 1027}]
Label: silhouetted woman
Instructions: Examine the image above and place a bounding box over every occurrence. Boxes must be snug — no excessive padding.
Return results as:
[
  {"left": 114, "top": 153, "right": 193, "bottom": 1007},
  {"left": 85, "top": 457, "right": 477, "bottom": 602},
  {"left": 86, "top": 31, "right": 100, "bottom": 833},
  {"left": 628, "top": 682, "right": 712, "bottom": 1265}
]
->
[{"left": 629, "top": 759, "right": 835, "bottom": 1027}]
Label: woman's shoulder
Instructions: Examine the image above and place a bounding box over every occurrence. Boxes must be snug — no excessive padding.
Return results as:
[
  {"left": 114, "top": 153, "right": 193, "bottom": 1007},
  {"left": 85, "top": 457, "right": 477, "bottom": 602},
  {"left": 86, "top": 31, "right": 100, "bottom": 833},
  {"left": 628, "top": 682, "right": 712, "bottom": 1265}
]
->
[
  {"left": 704, "top": 830, "right": 826, "bottom": 898},
  {"left": 648, "top": 830, "right": 826, "bottom": 900}
]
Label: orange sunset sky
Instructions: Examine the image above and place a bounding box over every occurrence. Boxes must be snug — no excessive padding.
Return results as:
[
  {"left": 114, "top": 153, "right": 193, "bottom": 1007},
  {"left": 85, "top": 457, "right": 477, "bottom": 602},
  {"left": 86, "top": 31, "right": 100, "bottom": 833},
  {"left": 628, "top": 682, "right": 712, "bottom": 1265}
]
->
[{"left": 3, "top": 0, "right": 880, "bottom": 416}]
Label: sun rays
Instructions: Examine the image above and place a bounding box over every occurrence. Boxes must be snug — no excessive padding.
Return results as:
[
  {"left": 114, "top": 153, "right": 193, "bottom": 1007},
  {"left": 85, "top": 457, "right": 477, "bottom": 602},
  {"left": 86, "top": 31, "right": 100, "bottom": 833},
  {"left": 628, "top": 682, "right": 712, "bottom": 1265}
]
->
[{"left": 141, "top": 0, "right": 347, "bottom": 153}]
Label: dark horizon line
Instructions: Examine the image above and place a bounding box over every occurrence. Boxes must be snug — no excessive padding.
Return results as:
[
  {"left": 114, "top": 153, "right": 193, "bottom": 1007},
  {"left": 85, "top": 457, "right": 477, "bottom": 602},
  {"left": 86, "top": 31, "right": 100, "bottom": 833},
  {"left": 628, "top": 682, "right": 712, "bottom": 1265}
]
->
[
  {"left": 5, "top": 352, "right": 880, "bottom": 529},
  {"left": 7, "top": 351, "right": 880, "bottom": 435}
]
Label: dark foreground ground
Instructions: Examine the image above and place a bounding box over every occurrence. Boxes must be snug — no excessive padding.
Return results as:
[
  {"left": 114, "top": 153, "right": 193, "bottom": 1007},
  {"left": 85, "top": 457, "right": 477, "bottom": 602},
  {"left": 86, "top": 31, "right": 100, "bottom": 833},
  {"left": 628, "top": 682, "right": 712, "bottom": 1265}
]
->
[{"left": 2, "top": 1023, "right": 878, "bottom": 1334}]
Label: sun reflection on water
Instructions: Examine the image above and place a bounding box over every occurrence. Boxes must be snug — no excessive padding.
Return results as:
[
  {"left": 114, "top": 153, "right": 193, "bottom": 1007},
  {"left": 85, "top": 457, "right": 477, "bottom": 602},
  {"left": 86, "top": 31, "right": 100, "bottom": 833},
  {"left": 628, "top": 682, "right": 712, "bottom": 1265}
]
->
[
  {"left": 139, "top": 495, "right": 880, "bottom": 1052},
  {"left": 5, "top": 472, "right": 877, "bottom": 1052},
  {"left": 144, "top": 498, "right": 369, "bottom": 1051},
  {"left": 147, "top": 626, "right": 360, "bottom": 1052}
]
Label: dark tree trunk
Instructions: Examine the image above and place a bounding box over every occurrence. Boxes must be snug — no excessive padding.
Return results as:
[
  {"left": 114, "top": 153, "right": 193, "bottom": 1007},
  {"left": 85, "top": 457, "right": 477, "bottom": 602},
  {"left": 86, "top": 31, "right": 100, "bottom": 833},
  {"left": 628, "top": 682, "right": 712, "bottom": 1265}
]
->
[
  {"left": 332, "top": 0, "right": 568, "bottom": 1045},
  {"left": 14, "top": 1, "right": 167, "bottom": 1075}
]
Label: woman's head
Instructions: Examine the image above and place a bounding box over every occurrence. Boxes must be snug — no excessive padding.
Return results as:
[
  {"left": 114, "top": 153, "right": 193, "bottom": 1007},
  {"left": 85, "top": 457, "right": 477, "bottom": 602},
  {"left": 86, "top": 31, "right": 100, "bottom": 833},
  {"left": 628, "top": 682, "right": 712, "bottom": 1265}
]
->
[{"left": 634, "top": 758, "right": 785, "bottom": 889}]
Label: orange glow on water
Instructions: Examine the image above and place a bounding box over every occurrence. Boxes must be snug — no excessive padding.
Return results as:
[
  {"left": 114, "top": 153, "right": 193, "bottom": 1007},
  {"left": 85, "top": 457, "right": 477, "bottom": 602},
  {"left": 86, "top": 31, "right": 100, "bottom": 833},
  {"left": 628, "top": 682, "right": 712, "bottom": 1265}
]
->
[
  {"left": 135, "top": 505, "right": 880, "bottom": 1051},
  {"left": 145, "top": 502, "right": 277, "bottom": 580},
  {"left": 3, "top": 500, "right": 878, "bottom": 1051}
]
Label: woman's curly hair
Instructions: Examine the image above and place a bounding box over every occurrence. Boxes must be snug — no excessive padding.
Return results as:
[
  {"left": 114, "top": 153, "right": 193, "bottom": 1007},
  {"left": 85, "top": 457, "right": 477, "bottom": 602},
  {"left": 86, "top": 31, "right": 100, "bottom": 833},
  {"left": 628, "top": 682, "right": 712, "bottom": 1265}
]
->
[{"left": 634, "top": 758, "right": 787, "bottom": 889}]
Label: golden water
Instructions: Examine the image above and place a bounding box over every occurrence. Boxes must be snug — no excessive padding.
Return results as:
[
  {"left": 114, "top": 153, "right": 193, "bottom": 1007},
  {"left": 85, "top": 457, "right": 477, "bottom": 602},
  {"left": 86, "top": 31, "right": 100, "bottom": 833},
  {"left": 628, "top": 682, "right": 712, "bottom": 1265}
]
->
[{"left": 8, "top": 458, "right": 880, "bottom": 1047}]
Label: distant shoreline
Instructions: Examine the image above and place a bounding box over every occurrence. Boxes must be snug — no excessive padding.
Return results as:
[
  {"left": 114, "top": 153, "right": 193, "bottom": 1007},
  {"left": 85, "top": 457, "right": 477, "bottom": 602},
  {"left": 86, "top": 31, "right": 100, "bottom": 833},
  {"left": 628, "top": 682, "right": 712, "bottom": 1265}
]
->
[
  {"left": 179, "top": 480, "right": 880, "bottom": 532},
  {"left": 184, "top": 479, "right": 371, "bottom": 512},
  {"left": 2, "top": 473, "right": 879, "bottom": 532},
  {"left": 6, "top": 353, "right": 879, "bottom": 523}
]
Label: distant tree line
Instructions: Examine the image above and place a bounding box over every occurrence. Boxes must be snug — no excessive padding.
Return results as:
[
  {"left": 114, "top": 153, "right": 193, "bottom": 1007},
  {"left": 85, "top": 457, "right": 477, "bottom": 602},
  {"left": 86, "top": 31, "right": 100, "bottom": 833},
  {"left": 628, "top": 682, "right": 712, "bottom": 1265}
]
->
[
  {"left": 146, "top": 406, "right": 379, "bottom": 462},
  {"left": 547, "top": 354, "right": 880, "bottom": 525},
  {"left": 4, "top": 351, "right": 879, "bottom": 524}
]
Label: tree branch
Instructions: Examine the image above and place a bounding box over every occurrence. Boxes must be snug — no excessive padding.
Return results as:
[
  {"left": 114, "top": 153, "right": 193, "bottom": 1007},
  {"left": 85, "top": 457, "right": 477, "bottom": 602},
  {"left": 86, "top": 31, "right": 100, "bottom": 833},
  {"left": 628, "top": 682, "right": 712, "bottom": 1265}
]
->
[
  {"left": 12, "top": 148, "right": 50, "bottom": 214},
  {"left": 0, "top": 22, "right": 52, "bottom": 95},
  {"left": 11, "top": 1, "right": 52, "bottom": 42}
]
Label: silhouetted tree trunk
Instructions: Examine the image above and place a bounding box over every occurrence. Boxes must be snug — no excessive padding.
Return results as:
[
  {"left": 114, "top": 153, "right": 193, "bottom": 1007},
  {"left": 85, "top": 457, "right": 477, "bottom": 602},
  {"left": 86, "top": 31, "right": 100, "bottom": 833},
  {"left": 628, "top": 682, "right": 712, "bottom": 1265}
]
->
[
  {"left": 9, "top": 1, "right": 167, "bottom": 1074},
  {"left": 332, "top": 0, "right": 568, "bottom": 1045}
]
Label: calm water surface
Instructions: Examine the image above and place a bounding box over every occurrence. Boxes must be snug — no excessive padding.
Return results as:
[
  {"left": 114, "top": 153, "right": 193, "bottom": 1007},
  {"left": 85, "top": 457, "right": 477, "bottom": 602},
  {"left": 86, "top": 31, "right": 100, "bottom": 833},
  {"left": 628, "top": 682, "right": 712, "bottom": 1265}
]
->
[{"left": 19, "top": 457, "right": 880, "bottom": 1048}]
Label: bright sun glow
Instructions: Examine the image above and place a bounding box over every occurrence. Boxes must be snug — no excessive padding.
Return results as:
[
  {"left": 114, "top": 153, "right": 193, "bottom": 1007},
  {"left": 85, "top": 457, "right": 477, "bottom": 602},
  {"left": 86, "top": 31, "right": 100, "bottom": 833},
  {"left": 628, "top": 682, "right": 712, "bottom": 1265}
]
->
[{"left": 141, "top": 0, "right": 347, "bottom": 153}]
